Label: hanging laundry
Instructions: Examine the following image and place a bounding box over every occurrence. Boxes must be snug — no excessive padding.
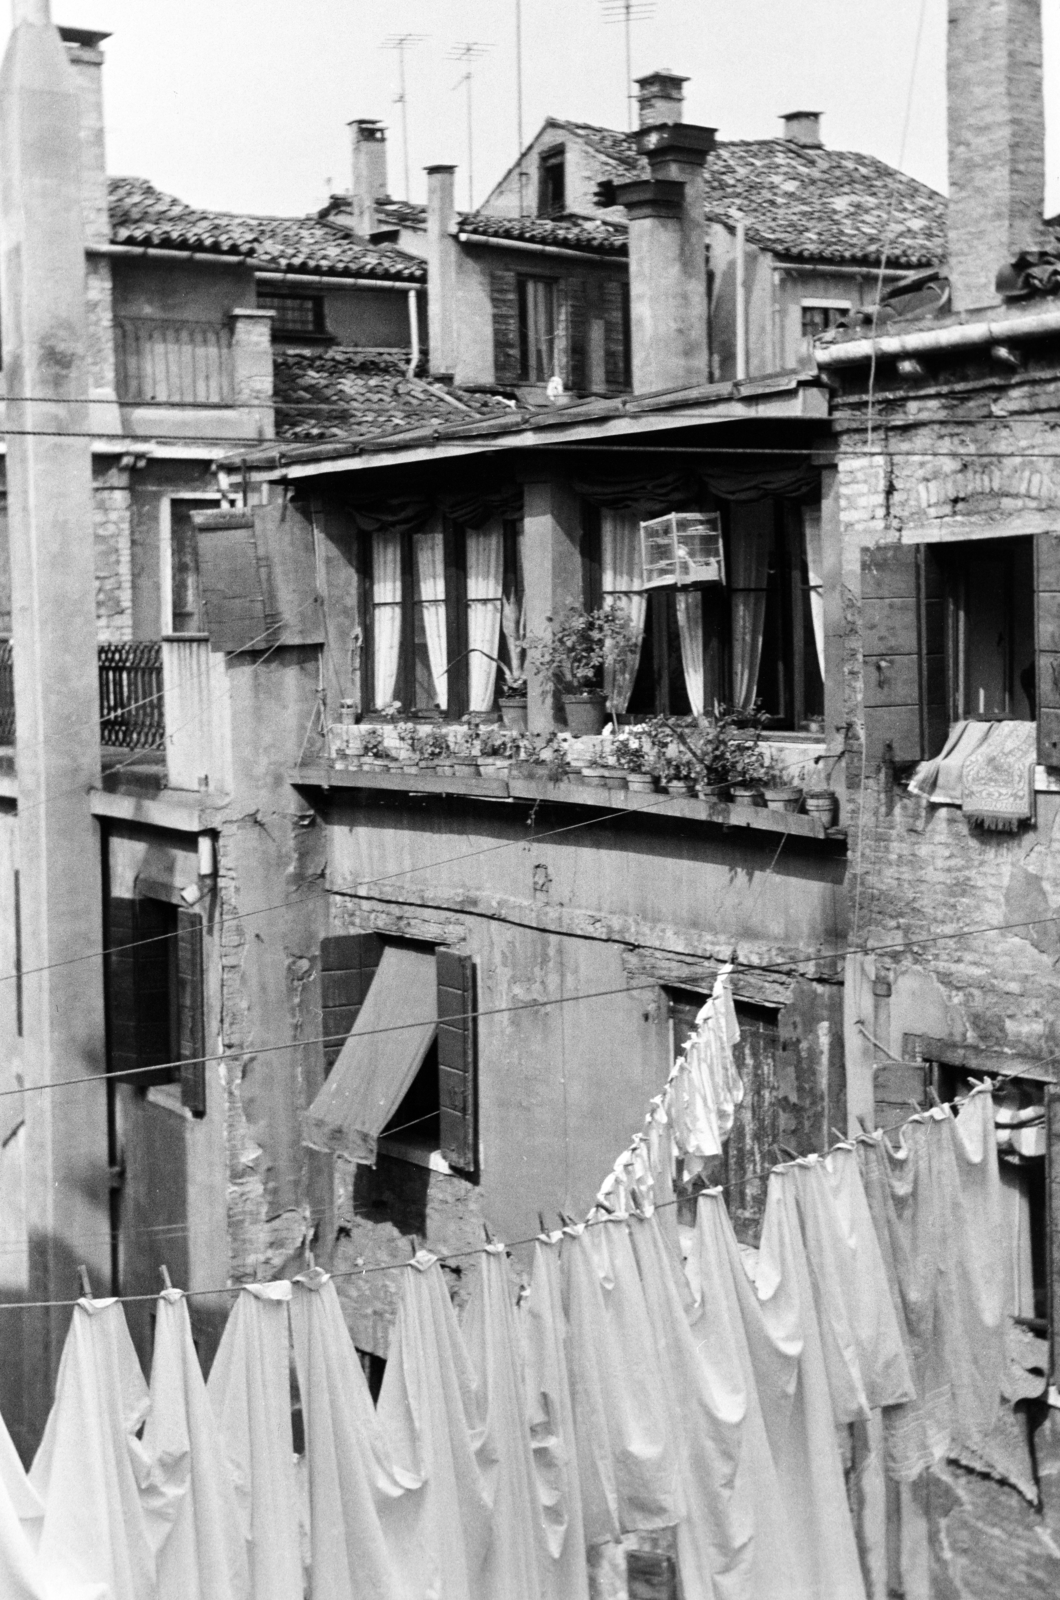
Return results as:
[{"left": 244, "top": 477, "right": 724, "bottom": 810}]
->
[
  {"left": 289, "top": 1269, "right": 411, "bottom": 1600},
  {"left": 140, "top": 1288, "right": 249, "bottom": 1600},
  {"left": 689, "top": 1192, "right": 809, "bottom": 1600},
  {"left": 462, "top": 1242, "right": 543, "bottom": 1600},
  {"left": 30, "top": 1297, "right": 155, "bottom": 1600},
  {"left": 744, "top": 1173, "right": 867, "bottom": 1600},
  {"left": 562, "top": 1220, "right": 680, "bottom": 1542},
  {"left": 858, "top": 1089, "right": 1004, "bottom": 1479},
  {"left": 206, "top": 1283, "right": 302, "bottom": 1600},
  {"left": 0, "top": 1392, "right": 66, "bottom": 1600},
  {"left": 521, "top": 1235, "right": 589, "bottom": 1600},
  {"left": 376, "top": 1250, "right": 495, "bottom": 1600},
  {"left": 664, "top": 965, "right": 743, "bottom": 1173},
  {"left": 785, "top": 1151, "right": 914, "bottom": 1423}
]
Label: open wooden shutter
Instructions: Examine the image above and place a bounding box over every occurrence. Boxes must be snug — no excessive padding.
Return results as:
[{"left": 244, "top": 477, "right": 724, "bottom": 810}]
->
[
  {"left": 194, "top": 512, "right": 268, "bottom": 652},
  {"left": 105, "top": 897, "right": 141, "bottom": 1089},
  {"left": 253, "top": 500, "right": 325, "bottom": 646},
  {"left": 1035, "top": 532, "right": 1060, "bottom": 766},
  {"left": 602, "top": 278, "right": 629, "bottom": 390},
  {"left": 177, "top": 909, "right": 206, "bottom": 1117},
  {"left": 861, "top": 543, "right": 945, "bottom": 767},
  {"left": 105, "top": 898, "right": 179, "bottom": 1091},
  {"left": 1047, "top": 1085, "right": 1060, "bottom": 1379},
  {"left": 490, "top": 269, "right": 520, "bottom": 384},
  {"left": 320, "top": 932, "right": 383, "bottom": 1072},
  {"left": 436, "top": 950, "right": 477, "bottom": 1175},
  {"left": 566, "top": 278, "right": 588, "bottom": 394}
]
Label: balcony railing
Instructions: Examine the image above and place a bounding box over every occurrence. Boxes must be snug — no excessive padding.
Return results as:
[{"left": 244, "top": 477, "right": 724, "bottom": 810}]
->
[
  {"left": 115, "top": 316, "right": 234, "bottom": 406},
  {"left": 0, "top": 639, "right": 165, "bottom": 753}
]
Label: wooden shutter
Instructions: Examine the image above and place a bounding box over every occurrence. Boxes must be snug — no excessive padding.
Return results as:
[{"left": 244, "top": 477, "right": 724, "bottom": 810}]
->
[
  {"left": 436, "top": 950, "right": 477, "bottom": 1175},
  {"left": 490, "top": 269, "right": 520, "bottom": 384},
  {"left": 105, "top": 897, "right": 141, "bottom": 1089},
  {"left": 177, "top": 910, "right": 206, "bottom": 1117},
  {"left": 194, "top": 512, "right": 268, "bottom": 652},
  {"left": 253, "top": 500, "right": 326, "bottom": 646},
  {"left": 1035, "top": 532, "right": 1060, "bottom": 766},
  {"left": 1047, "top": 1085, "right": 1060, "bottom": 1379},
  {"left": 320, "top": 932, "right": 383, "bottom": 1072},
  {"left": 602, "top": 277, "right": 630, "bottom": 390},
  {"left": 861, "top": 543, "right": 945, "bottom": 767},
  {"left": 105, "top": 897, "right": 179, "bottom": 1091},
  {"left": 566, "top": 278, "right": 588, "bottom": 394}
]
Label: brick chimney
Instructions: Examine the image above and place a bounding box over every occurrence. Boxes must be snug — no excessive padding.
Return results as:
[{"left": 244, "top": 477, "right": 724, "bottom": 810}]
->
[
  {"left": 781, "top": 110, "right": 822, "bottom": 147},
  {"left": 637, "top": 70, "right": 687, "bottom": 129},
  {"left": 615, "top": 115, "right": 715, "bottom": 393},
  {"left": 947, "top": 0, "right": 1046, "bottom": 311},
  {"left": 349, "top": 118, "right": 387, "bottom": 239}
]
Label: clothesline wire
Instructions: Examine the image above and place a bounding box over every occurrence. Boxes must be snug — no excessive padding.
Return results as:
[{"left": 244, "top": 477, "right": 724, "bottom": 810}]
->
[{"left": 0, "top": 1074, "right": 1014, "bottom": 1314}]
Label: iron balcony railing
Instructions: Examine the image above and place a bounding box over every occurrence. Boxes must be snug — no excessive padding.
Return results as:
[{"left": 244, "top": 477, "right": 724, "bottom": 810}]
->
[
  {"left": 115, "top": 316, "right": 234, "bottom": 406},
  {"left": 0, "top": 639, "right": 165, "bottom": 752}
]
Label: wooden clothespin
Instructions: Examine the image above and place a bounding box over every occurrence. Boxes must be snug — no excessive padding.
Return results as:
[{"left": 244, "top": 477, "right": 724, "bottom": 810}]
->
[
  {"left": 482, "top": 1222, "right": 494, "bottom": 1245},
  {"left": 77, "top": 1264, "right": 93, "bottom": 1299},
  {"left": 856, "top": 1113, "right": 874, "bottom": 1135},
  {"left": 159, "top": 1264, "right": 173, "bottom": 1291},
  {"left": 558, "top": 1212, "right": 575, "bottom": 1228},
  {"left": 538, "top": 1211, "right": 549, "bottom": 1237},
  {"left": 831, "top": 1126, "right": 849, "bottom": 1144},
  {"left": 409, "top": 1234, "right": 419, "bottom": 1259},
  {"left": 774, "top": 1143, "right": 800, "bottom": 1163},
  {"left": 927, "top": 1086, "right": 944, "bottom": 1108}
]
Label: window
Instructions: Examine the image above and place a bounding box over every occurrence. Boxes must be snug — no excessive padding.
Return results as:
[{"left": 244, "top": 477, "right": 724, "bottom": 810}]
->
[
  {"left": 365, "top": 518, "right": 522, "bottom": 717},
  {"left": 862, "top": 534, "right": 1041, "bottom": 768},
  {"left": 257, "top": 293, "right": 326, "bottom": 339},
  {"left": 307, "top": 935, "right": 477, "bottom": 1176},
  {"left": 538, "top": 147, "right": 566, "bottom": 217},
  {"left": 581, "top": 498, "right": 824, "bottom": 728},
  {"left": 105, "top": 896, "right": 206, "bottom": 1115},
  {"left": 518, "top": 277, "right": 563, "bottom": 384},
  {"left": 168, "top": 498, "right": 216, "bottom": 634},
  {"left": 800, "top": 300, "right": 850, "bottom": 339}
]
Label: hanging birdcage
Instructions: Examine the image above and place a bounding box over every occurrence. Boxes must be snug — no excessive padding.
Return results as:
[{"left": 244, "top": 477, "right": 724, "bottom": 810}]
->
[{"left": 639, "top": 512, "right": 725, "bottom": 590}]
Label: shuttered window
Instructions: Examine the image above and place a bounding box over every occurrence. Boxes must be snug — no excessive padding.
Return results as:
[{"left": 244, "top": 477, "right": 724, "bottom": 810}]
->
[
  {"left": 437, "top": 950, "right": 477, "bottom": 1174},
  {"left": 319, "top": 932, "right": 383, "bottom": 1072},
  {"left": 105, "top": 897, "right": 207, "bottom": 1115},
  {"left": 490, "top": 269, "right": 520, "bottom": 384},
  {"left": 1035, "top": 532, "right": 1060, "bottom": 765},
  {"left": 193, "top": 504, "right": 324, "bottom": 653},
  {"left": 602, "top": 278, "right": 631, "bottom": 391}
]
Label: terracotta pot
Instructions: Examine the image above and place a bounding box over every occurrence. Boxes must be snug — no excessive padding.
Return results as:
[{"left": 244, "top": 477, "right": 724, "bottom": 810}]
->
[
  {"left": 579, "top": 766, "right": 610, "bottom": 787},
  {"left": 452, "top": 760, "right": 480, "bottom": 778},
  {"left": 731, "top": 784, "right": 764, "bottom": 807},
  {"left": 804, "top": 789, "right": 838, "bottom": 826},
  {"left": 500, "top": 696, "right": 528, "bottom": 732},
  {"left": 563, "top": 691, "right": 607, "bottom": 738},
  {"left": 667, "top": 781, "right": 694, "bottom": 797},
  {"left": 626, "top": 773, "right": 655, "bottom": 793},
  {"left": 604, "top": 773, "right": 628, "bottom": 790},
  {"left": 764, "top": 785, "right": 804, "bottom": 813}
]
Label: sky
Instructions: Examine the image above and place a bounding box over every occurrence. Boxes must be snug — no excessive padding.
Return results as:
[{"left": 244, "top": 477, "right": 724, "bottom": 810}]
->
[{"left": 14, "top": 1, "right": 1060, "bottom": 219}]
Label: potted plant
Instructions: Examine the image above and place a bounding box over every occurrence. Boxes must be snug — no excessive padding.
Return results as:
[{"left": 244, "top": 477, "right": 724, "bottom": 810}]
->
[
  {"left": 533, "top": 604, "right": 640, "bottom": 739},
  {"left": 360, "top": 725, "right": 388, "bottom": 769},
  {"left": 413, "top": 725, "right": 450, "bottom": 767},
  {"left": 612, "top": 730, "right": 655, "bottom": 793}
]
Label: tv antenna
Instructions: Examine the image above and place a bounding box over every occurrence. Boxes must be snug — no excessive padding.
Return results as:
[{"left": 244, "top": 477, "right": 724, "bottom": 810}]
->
[
  {"left": 600, "top": 0, "right": 656, "bottom": 130},
  {"left": 515, "top": 0, "right": 527, "bottom": 216},
  {"left": 449, "top": 42, "right": 493, "bottom": 211},
  {"left": 382, "top": 34, "right": 427, "bottom": 199}
]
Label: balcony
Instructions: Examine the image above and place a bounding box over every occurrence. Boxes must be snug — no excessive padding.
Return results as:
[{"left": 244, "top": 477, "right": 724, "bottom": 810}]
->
[
  {"left": 0, "top": 639, "right": 164, "bottom": 753},
  {"left": 115, "top": 316, "right": 234, "bottom": 406}
]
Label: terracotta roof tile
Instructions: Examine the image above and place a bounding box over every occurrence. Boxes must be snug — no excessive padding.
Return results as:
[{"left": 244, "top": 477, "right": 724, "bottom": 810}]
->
[
  {"left": 455, "top": 210, "right": 627, "bottom": 255},
  {"left": 272, "top": 346, "right": 519, "bottom": 443},
  {"left": 108, "top": 177, "right": 425, "bottom": 282}
]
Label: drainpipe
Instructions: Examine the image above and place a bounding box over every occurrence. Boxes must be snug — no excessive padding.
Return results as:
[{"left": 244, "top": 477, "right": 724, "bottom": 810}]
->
[
  {"left": 407, "top": 286, "right": 420, "bottom": 377},
  {"left": 814, "top": 303, "right": 1060, "bottom": 367},
  {"left": 735, "top": 216, "right": 748, "bottom": 380}
]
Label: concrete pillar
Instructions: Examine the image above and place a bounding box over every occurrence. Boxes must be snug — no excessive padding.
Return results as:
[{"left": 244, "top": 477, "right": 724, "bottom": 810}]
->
[
  {"left": 0, "top": 0, "right": 108, "bottom": 1440},
  {"left": 349, "top": 119, "right": 387, "bottom": 238},
  {"left": 947, "top": 0, "right": 1046, "bottom": 312},
  {"left": 616, "top": 123, "right": 715, "bottom": 394},
  {"left": 521, "top": 475, "right": 583, "bottom": 733},
  {"left": 230, "top": 307, "right": 275, "bottom": 440}
]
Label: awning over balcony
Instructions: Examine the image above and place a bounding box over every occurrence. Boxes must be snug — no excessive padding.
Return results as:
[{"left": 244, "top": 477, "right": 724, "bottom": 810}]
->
[{"left": 303, "top": 944, "right": 437, "bottom": 1165}]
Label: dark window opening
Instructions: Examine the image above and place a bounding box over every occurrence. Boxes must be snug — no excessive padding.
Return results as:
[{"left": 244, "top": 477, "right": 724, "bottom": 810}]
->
[
  {"left": 942, "top": 537, "right": 1035, "bottom": 722},
  {"left": 257, "top": 293, "right": 327, "bottom": 339},
  {"left": 517, "top": 276, "right": 562, "bottom": 383},
  {"left": 800, "top": 302, "right": 849, "bottom": 339},
  {"left": 381, "top": 1038, "right": 440, "bottom": 1153},
  {"left": 538, "top": 149, "right": 566, "bottom": 217},
  {"left": 105, "top": 896, "right": 206, "bottom": 1113},
  {"left": 170, "top": 499, "right": 211, "bottom": 634}
]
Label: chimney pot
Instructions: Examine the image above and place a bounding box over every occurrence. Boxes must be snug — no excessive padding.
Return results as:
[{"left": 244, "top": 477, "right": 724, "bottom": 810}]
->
[
  {"left": 348, "top": 118, "right": 388, "bottom": 238},
  {"left": 636, "top": 69, "right": 687, "bottom": 129},
  {"left": 781, "top": 111, "right": 823, "bottom": 147}
]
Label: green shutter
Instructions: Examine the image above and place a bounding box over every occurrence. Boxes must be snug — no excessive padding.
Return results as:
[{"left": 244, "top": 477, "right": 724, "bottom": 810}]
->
[
  {"left": 490, "top": 269, "right": 520, "bottom": 384},
  {"left": 320, "top": 933, "right": 383, "bottom": 1072},
  {"left": 861, "top": 543, "right": 944, "bottom": 768},
  {"left": 1035, "top": 532, "right": 1060, "bottom": 766},
  {"left": 436, "top": 950, "right": 477, "bottom": 1175},
  {"left": 178, "top": 909, "right": 206, "bottom": 1117}
]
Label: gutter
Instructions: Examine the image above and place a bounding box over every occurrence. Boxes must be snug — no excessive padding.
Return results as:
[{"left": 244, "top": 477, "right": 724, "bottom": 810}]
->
[
  {"left": 90, "top": 243, "right": 423, "bottom": 290},
  {"left": 816, "top": 304, "right": 1060, "bottom": 367},
  {"left": 454, "top": 230, "right": 626, "bottom": 263}
]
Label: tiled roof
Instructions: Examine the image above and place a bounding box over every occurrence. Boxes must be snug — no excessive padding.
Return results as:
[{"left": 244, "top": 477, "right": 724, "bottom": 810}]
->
[
  {"left": 455, "top": 210, "right": 627, "bottom": 255},
  {"left": 550, "top": 118, "right": 946, "bottom": 268},
  {"left": 108, "top": 177, "right": 425, "bottom": 282},
  {"left": 272, "top": 346, "right": 519, "bottom": 442},
  {"left": 374, "top": 197, "right": 428, "bottom": 230}
]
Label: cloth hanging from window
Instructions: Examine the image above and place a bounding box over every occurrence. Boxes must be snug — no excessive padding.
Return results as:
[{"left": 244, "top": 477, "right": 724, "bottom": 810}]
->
[
  {"left": 289, "top": 1270, "right": 411, "bottom": 1600},
  {"left": 600, "top": 509, "right": 647, "bottom": 714},
  {"left": 462, "top": 1244, "right": 543, "bottom": 1600},
  {"left": 802, "top": 504, "right": 825, "bottom": 682},
  {"left": 377, "top": 1251, "right": 495, "bottom": 1600},
  {"left": 439, "top": 484, "right": 523, "bottom": 528},
  {"left": 30, "top": 1297, "right": 156, "bottom": 1600},
  {"left": 371, "top": 528, "right": 403, "bottom": 709},
  {"left": 206, "top": 1283, "right": 303, "bottom": 1600},
  {"left": 140, "top": 1288, "right": 249, "bottom": 1600},
  {"left": 465, "top": 521, "right": 504, "bottom": 713},
  {"left": 347, "top": 495, "right": 433, "bottom": 539},
  {"left": 729, "top": 502, "right": 772, "bottom": 712},
  {"left": 675, "top": 592, "right": 705, "bottom": 717},
  {"left": 857, "top": 1089, "right": 1004, "bottom": 1480},
  {"left": 414, "top": 520, "right": 448, "bottom": 711},
  {"left": 521, "top": 1237, "right": 589, "bottom": 1600}
]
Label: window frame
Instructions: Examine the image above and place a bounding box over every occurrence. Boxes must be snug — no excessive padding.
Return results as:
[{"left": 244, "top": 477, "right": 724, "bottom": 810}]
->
[
  {"left": 517, "top": 275, "right": 563, "bottom": 384},
  {"left": 256, "top": 292, "right": 328, "bottom": 340},
  {"left": 537, "top": 145, "right": 566, "bottom": 218}
]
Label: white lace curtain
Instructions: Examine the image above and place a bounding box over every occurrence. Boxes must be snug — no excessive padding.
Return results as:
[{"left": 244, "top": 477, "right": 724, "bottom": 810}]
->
[
  {"left": 730, "top": 502, "right": 772, "bottom": 711},
  {"left": 676, "top": 593, "right": 705, "bottom": 717},
  {"left": 414, "top": 521, "right": 448, "bottom": 711},
  {"left": 371, "top": 528, "right": 402, "bottom": 709},
  {"left": 802, "top": 503, "right": 825, "bottom": 682},
  {"left": 601, "top": 510, "right": 647, "bottom": 714},
  {"left": 466, "top": 520, "right": 504, "bottom": 712}
]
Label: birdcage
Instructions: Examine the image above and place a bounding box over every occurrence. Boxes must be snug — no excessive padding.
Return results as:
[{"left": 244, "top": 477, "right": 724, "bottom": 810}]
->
[{"left": 639, "top": 512, "right": 725, "bottom": 590}]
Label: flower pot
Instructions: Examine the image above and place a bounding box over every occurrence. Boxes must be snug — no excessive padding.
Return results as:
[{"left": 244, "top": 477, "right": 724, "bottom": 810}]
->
[
  {"left": 604, "top": 773, "right": 628, "bottom": 790},
  {"left": 500, "top": 696, "right": 529, "bottom": 732},
  {"left": 764, "top": 786, "right": 804, "bottom": 813},
  {"left": 580, "top": 765, "right": 610, "bottom": 787},
  {"left": 697, "top": 783, "right": 729, "bottom": 802},
  {"left": 452, "top": 760, "right": 480, "bottom": 778},
  {"left": 804, "top": 789, "right": 838, "bottom": 826},
  {"left": 626, "top": 773, "right": 655, "bottom": 793},
  {"left": 667, "top": 781, "right": 694, "bottom": 798},
  {"left": 563, "top": 691, "right": 607, "bottom": 739},
  {"left": 731, "top": 784, "right": 764, "bottom": 808}
]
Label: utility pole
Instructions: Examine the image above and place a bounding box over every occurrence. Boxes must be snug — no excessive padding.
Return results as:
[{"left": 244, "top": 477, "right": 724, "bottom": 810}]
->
[
  {"left": 382, "top": 34, "right": 426, "bottom": 200},
  {"left": 449, "top": 42, "right": 492, "bottom": 212},
  {"left": 600, "top": 0, "right": 655, "bottom": 130}
]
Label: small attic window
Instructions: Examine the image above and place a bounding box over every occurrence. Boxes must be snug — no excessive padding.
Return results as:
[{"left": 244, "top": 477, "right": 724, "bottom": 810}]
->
[
  {"left": 538, "top": 147, "right": 566, "bottom": 218},
  {"left": 258, "top": 293, "right": 327, "bottom": 339}
]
